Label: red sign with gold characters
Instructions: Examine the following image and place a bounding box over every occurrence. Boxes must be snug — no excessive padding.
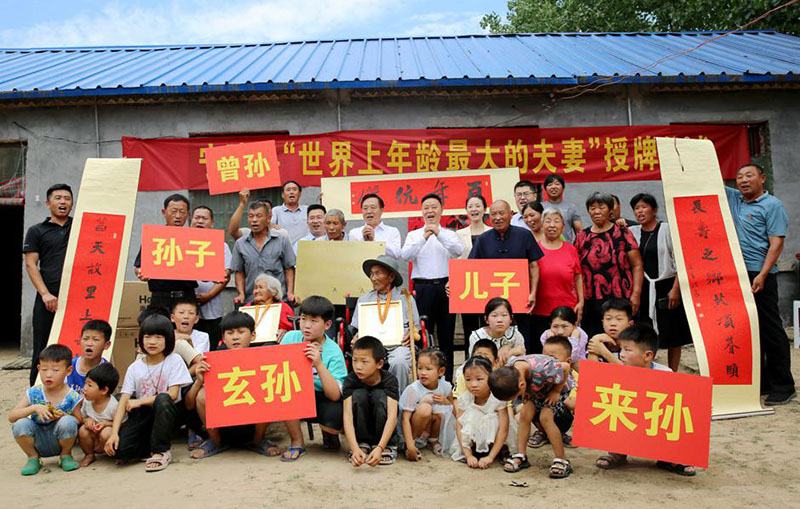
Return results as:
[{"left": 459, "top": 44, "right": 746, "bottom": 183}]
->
[
  {"left": 572, "top": 361, "right": 712, "bottom": 468},
  {"left": 123, "top": 124, "right": 750, "bottom": 191},
  {"left": 140, "top": 224, "right": 226, "bottom": 281},
  {"left": 350, "top": 174, "right": 492, "bottom": 215},
  {"left": 203, "top": 344, "right": 316, "bottom": 428},
  {"left": 204, "top": 140, "right": 281, "bottom": 195},
  {"left": 673, "top": 195, "right": 752, "bottom": 385},
  {"left": 448, "top": 259, "right": 530, "bottom": 313},
  {"left": 58, "top": 212, "right": 126, "bottom": 355}
]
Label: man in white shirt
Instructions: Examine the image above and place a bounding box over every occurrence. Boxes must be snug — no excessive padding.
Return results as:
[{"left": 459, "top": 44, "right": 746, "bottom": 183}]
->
[
  {"left": 401, "top": 193, "right": 464, "bottom": 380},
  {"left": 190, "top": 206, "right": 231, "bottom": 351},
  {"left": 293, "top": 203, "right": 327, "bottom": 254},
  {"left": 510, "top": 180, "right": 537, "bottom": 228},
  {"left": 271, "top": 180, "right": 309, "bottom": 243},
  {"left": 348, "top": 193, "right": 402, "bottom": 258}
]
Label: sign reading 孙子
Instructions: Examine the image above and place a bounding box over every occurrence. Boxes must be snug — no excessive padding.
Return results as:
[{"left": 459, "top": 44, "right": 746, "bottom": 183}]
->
[
  {"left": 448, "top": 259, "right": 530, "bottom": 314},
  {"left": 204, "top": 140, "right": 281, "bottom": 195},
  {"left": 203, "top": 344, "right": 316, "bottom": 429},
  {"left": 140, "top": 224, "right": 226, "bottom": 282},
  {"left": 572, "top": 361, "right": 712, "bottom": 468}
]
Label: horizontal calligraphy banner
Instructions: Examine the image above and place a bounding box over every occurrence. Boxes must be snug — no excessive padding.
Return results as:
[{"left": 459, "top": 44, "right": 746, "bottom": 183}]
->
[
  {"left": 122, "top": 124, "right": 749, "bottom": 191},
  {"left": 322, "top": 168, "right": 515, "bottom": 220}
]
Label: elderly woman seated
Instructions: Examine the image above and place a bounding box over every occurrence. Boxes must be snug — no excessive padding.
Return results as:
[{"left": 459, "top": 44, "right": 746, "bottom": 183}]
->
[
  {"left": 350, "top": 255, "right": 420, "bottom": 394},
  {"left": 246, "top": 273, "right": 295, "bottom": 342}
]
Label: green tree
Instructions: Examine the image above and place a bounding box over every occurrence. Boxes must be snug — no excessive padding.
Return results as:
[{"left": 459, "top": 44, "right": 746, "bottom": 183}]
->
[{"left": 481, "top": 0, "right": 800, "bottom": 36}]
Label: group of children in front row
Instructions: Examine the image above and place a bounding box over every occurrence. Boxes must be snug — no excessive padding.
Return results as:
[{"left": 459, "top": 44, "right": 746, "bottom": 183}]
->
[{"left": 10, "top": 294, "right": 695, "bottom": 478}]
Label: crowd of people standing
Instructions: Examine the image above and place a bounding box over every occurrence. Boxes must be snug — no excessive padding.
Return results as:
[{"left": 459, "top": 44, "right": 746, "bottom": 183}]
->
[{"left": 14, "top": 163, "right": 794, "bottom": 477}]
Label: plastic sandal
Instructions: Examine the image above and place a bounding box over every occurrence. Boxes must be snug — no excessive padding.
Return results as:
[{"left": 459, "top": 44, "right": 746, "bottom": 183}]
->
[
  {"left": 145, "top": 450, "right": 172, "bottom": 472},
  {"left": 378, "top": 446, "right": 397, "bottom": 466},
  {"left": 657, "top": 460, "right": 696, "bottom": 477},
  {"left": 59, "top": 455, "right": 80, "bottom": 472},
  {"left": 21, "top": 458, "right": 42, "bottom": 476},
  {"left": 549, "top": 458, "right": 573, "bottom": 479},
  {"left": 247, "top": 438, "right": 281, "bottom": 457},
  {"left": 503, "top": 453, "right": 530, "bottom": 473},
  {"left": 190, "top": 439, "right": 230, "bottom": 459},
  {"left": 347, "top": 443, "right": 371, "bottom": 462},
  {"left": 280, "top": 446, "right": 307, "bottom": 462},
  {"left": 596, "top": 453, "right": 627, "bottom": 470},
  {"left": 187, "top": 432, "right": 204, "bottom": 451},
  {"left": 528, "top": 431, "right": 549, "bottom": 449},
  {"left": 429, "top": 439, "right": 444, "bottom": 456},
  {"left": 562, "top": 433, "right": 577, "bottom": 448}
]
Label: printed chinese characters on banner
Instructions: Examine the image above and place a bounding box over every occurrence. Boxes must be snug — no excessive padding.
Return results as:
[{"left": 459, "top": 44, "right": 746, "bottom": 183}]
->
[
  {"left": 448, "top": 259, "right": 530, "bottom": 313},
  {"left": 140, "top": 224, "right": 226, "bottom": 281},
  {"left": 672, "top": 195, "right": 753, "bottom": 385},
  {"left": 204, "top": 140, "right": 281, "bottom": 195},
  {"left": 572, "top": 361, "right": 712, "bottom": 468},
  {"left": 350, "top": 175, "right": 493, "bottom": 214},
  {"left": 203, "top": 344, "right": 316, "bottom": 428},
  {"left": 123, "top": 124, "right": 751, "bottom": 191},
  {"left": 57, "top": 212, "right": 126, "bottom": 355}
]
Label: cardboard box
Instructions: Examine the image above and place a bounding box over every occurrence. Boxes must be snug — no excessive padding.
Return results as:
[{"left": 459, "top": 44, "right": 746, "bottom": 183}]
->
[
  {"left": 111, "top": 327, "right": 139, "bottom": 390},
  {"left": 117, "top": 281, "right": 151, "bottom": 328}
]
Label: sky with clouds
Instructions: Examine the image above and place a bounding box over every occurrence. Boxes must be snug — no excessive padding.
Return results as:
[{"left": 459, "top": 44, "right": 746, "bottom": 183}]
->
[{"left": 0, "top": 0, "right": 509, "bottom": 48}]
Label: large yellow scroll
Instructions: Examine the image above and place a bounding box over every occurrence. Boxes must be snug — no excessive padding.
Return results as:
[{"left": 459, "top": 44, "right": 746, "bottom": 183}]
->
[
  {"left": 657, "top": 138, "right": 771, "bottom": 419},
  {"left": 321, "top": 168, "right": 519, "bottom": 220},
  {"left": 295, "top": 240, "right": 385, "bottom": 305},
  {"left": 46, "top": 159, "right": 141, "bottom": 361}
]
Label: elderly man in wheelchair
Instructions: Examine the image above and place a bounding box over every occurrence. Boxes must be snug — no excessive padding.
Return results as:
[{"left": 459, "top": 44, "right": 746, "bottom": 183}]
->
[{"left": 343, "top": 255, "right": 432, "bottom": 394}]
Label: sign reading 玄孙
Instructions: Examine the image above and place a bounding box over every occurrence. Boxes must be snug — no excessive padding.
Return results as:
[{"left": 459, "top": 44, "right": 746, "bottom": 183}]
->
[
  {"left": 572, "top": 361, "right": 712, "bottom": 468},
  {"left": 203, "top": 344, "right": 316, "bottom": 428},
  {"left": 204, "top": 140, "right": 281, "bottom": 195},
  {"left": 140, "top": 224, "right": 225, "bottom": 281},
  {"left": 448, "top": 259, "right": 530, "bottom": 313}
]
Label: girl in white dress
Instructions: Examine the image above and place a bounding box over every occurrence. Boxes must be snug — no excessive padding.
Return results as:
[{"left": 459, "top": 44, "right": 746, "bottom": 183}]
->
[
  {"left": 451, "top": 357, "right": 516, "bottom": 468},
  {"left": 399, "top": 350, "right": 455, "bottom": 460}
]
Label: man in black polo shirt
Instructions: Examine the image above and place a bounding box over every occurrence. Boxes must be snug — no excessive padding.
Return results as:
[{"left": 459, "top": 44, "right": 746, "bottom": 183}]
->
[
  {"left": 469, "top": 200, "right": 543, "bottom": 353},
  {"left": 134, "top": 194, "right": 198, "bottom": 311},
  {"left": 23, "top": 183, "right": 73, "bottom": 385}
]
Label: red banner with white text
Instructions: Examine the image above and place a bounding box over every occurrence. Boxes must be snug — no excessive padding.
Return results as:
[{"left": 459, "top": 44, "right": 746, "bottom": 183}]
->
[{"left": 122, "top": 124, "right": 749, "bottom": 191}]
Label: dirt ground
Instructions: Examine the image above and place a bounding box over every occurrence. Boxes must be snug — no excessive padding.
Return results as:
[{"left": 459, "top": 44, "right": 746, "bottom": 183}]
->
[{"left": 2, "top": 346, "right": 799, "bottom": 508}]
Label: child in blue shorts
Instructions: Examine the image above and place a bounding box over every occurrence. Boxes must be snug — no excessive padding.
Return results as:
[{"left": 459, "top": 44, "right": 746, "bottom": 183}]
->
[{"left": 9, "top": 344, "right": 82, "bottom": 475}]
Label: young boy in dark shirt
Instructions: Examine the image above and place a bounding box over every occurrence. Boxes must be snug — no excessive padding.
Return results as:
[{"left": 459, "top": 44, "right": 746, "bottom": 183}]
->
[{"left": 342, "top": 336, "right": 399, "bottom": 467}]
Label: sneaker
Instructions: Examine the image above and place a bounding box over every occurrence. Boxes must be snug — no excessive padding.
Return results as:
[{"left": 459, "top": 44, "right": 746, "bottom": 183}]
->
[{"left": 765, "top": 391, "right": 797, "bottom": 406}]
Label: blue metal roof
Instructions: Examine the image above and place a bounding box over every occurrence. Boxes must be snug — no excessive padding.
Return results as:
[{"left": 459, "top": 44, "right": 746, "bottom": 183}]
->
[{"left": 1, "top": 31, "right": 798, "bottom": 100}]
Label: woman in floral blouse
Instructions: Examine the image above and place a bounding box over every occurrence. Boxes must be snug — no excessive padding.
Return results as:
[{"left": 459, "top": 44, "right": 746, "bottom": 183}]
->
[{"left": 574, "top": 192, "right": 644, "bottom": 337}]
